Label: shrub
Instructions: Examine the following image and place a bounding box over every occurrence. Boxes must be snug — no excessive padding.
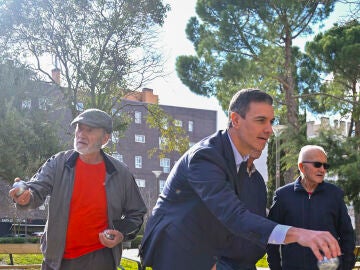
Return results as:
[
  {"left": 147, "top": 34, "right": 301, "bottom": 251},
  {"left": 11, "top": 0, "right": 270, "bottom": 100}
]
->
[
  {"left": 131, "top": 235, "right": 142, "bottom": 249},
  {"left": 0, "top": 237, "right": 40, "bottom": 244}
]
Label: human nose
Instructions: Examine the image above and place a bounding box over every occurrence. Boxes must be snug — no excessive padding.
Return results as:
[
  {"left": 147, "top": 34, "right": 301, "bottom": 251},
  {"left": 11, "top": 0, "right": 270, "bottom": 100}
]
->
[
  {"left": 265, "top": 123, "right": 273, "bottom": 135},
  {"left": 75, "top": 127, "right": 85, "bottom": 137}
]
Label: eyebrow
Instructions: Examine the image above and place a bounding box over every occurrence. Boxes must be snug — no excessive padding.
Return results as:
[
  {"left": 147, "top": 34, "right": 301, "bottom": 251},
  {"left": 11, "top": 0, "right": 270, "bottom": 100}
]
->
[{"left": 253, "top": 115, "right": 275, "bottom": 122}]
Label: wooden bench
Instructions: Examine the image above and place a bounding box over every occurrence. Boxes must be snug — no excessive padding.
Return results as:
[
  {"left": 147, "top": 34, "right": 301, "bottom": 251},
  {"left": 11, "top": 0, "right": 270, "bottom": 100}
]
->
[{"left": 0, "top": 243, "right": 41, "bottom": 269}]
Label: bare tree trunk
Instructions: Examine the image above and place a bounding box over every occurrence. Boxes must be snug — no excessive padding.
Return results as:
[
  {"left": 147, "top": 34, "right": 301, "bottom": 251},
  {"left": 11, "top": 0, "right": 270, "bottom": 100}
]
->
[{"left": 282, "top": 25, "right": 299, "bottom": 183}]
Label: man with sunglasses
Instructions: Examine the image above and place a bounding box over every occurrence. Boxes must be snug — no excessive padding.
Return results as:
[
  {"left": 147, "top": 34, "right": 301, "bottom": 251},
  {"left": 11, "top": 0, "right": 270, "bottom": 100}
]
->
[{"left": 267, "top": 145, "right": 355, "bottom": 270}]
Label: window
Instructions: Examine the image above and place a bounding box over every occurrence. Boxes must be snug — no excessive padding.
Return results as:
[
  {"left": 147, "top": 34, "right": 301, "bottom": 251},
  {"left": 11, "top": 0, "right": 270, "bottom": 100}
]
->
[
  {"left": 188, "top": 121, "right": 194, "bottom": 132},
  {"left": 160, "top": 158, "right": 170, "bottom": 173},
  {"left": 135, "top": 179, "right": 146, "bottom": 188},
  {"left": 112, "top": 131, "right": 119, "bottom": 143},
  {"left": 159, "top": 180, "right": 166, "bottom": 193},
  {"left": 159, "top": 137, "right": 167, "bottom": 150},
  {"left": 21, "top": 99, "right": 31, "bottom": 110},
  {"left": 160, "top": 158, "right": 170, "bottom": 167},
  {"left": 174, "top": 119, "right": 182, "bottom": 127},
  {"left": 135, "top": 134, "right": 145, "bottom": 143},
  {"left": 39, "top": 97, "right": 47, "bottom": 110},
  {"left": 161, "top": 118, "right": 168, "bottom": 130},
  {"left": 112, "top": 152, "right": 123, "bottom": 162},
  {"left": 135, "top": 111, "right": 142, "bottom": 124},
  {"left": 135, "top": 156, "right": 142, "bottom": 168}
]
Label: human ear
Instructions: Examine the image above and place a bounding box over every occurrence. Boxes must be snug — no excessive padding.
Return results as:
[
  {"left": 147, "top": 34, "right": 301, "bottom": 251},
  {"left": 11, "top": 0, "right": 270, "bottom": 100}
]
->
[
  {"left": 298, "top": 163, "right": 305, "bottom": 174},
  {"left": 230, "top": 112, "right": 241, "bottom": 128}
]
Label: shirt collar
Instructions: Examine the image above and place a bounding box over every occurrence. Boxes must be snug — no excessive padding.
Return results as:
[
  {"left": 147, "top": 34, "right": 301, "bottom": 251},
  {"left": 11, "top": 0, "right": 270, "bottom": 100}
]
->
[
  {"left": 227, "top": 132, "right": 256, "bottom": 176},
  {"left": 227, "top": 132, "right": 246, "bottom": 167}
]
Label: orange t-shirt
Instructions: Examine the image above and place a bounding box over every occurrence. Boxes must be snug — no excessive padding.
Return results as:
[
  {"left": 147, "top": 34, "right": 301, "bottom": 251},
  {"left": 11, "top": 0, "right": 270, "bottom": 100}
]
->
[{"left": 63, "top": 158, "right": 108, "bottom": 259}]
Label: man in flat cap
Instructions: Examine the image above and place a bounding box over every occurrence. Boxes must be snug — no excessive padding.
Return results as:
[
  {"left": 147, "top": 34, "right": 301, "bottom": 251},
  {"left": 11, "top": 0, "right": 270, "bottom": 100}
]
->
[{"left": 9, "top": 108, "right": 147, "bottom": 270}]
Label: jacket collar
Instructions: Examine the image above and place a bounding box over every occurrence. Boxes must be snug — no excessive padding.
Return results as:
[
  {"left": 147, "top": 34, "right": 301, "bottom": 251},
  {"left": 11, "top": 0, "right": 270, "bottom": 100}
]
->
[
  {"left": 65, "top": 149, "right": 116, "bottom": 174},
  {"left": 294, "top": 177, "right": 305, "bottom": 192},
  {"left": 294, "top": 176, "right": 325, "bottom": 193},
  {"left": 220, "top": 130, "right": 237, "bottom": 174}
]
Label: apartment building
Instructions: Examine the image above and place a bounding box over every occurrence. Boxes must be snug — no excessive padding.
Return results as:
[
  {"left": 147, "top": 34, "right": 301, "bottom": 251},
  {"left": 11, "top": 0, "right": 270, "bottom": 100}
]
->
[{"left": 114, "top": 88, "right": 217, "bottom": 212}]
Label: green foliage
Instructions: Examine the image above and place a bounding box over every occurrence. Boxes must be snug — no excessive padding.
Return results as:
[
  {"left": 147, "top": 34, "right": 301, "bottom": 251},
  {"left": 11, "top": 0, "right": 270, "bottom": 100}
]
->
[
  {"left": 130, "top": 235, "right": 143, "bottom": 249},
  {"left": 0, "top": 63, "right": 62, "bottom": 182},
  {"left": 0, "top": 101, "right": 61, "bottom": 182},
  {"left": 0, "top": 237, "right": 40, "bottom": 244},
  {"left": 0, "top": 253, "right": 43, "bottom": 265},
  {"left": 0, "top": 0, "right": 170, "bottom": 117},
  {"left": 176, "top": 55, "right": 215, "bottom": 97},
  {"left": 306, "top": 20, "right": 360, "bottom": 80},
  {"left": 303, "top": 20, "right": 360, "bottom": 120},
  {"left": 146, "top": 104, "right": 190, "bottom": 158},
  {"left": 301, "top": 20, "right": 360, "bottom": 214},
  {"left": 177, "top": 3, "right": 339, "bottom": 191},
  {"left": 176, "top": 0, "right": 336, "bottom": 120}
]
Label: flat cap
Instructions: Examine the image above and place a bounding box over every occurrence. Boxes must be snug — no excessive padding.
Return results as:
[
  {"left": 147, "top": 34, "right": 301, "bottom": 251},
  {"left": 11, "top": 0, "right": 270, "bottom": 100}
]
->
[{"left": 71, "top": 108, "right": 113, "bottom": 133}]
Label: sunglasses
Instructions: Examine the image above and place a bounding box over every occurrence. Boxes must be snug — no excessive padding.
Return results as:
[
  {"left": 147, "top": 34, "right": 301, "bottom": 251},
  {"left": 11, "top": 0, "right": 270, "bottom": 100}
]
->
[{"left": 302, "top": 161, "right": 330, "bottom": 170}]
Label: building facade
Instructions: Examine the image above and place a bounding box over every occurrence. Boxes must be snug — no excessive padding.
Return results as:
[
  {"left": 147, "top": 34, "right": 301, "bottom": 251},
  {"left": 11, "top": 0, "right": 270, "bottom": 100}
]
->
[
  {"left": 307, "top": 116, "right": 351, "bottom": 138},
  {"left": 113, "top": 88, "right": 217, "bottom": 213}
]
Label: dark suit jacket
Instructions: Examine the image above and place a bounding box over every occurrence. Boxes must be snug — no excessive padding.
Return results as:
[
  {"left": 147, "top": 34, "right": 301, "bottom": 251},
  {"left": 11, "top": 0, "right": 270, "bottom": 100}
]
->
[
  {"left": 140, "top": 130, "right": 277, "bottom": 268},
  {"left": 217, "top": 162, "right": 269, "bottom": 267}
]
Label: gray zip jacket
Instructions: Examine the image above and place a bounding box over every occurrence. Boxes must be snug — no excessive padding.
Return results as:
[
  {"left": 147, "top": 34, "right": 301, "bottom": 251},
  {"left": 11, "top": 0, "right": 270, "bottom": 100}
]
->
[{"left": 18, "top": 149, "right": 147, "bottom": 270}]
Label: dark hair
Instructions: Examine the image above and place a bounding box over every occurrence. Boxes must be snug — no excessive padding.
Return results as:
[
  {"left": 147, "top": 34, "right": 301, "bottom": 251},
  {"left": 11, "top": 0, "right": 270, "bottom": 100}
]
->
[{"left": 228, "top": 88, "right": 273, "bottom": 128}]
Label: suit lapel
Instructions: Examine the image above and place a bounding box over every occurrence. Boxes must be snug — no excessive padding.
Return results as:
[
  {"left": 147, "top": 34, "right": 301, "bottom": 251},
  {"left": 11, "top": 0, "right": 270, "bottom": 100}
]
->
[{"left": 220, "top": 130, "right": 240, "bottom": 193}]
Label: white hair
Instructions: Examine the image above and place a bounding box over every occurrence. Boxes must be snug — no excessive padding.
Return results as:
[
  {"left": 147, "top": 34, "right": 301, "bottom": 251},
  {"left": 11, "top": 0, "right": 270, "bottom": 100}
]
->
[
  {"left": 298, "top": 145, "right": 327, "bottom": 165},
  {"left": 298, "top": 145, "right": 327, "bottom": 178}
]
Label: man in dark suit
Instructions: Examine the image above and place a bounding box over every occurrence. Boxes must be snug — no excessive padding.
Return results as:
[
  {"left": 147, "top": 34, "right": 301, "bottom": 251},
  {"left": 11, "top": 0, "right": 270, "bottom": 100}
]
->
[
  {"left": 140, "top": 89, "right": 341, "bottom": 270},
  {"left": 215, "top": 151, "right": 268, "bottom": 270}
]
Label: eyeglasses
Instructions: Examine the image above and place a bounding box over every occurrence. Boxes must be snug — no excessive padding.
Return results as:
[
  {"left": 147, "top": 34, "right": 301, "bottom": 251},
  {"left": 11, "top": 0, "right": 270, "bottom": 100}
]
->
[{"left": 302, "top": 161, "right": 330, "bottom": 170}]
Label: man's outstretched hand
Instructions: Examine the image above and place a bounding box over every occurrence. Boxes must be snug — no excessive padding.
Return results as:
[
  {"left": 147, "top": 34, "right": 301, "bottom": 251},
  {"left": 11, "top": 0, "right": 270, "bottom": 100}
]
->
[{"left": 285, "top": 227, "right": 341, "bottom": 261}]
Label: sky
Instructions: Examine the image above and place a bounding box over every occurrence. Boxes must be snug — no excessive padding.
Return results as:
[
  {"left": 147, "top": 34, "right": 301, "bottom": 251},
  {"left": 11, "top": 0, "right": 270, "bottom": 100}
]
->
[
  {"left": 143, "top": 1, "right": 354, "bottom": 181},
  {"left": 143, "top": 0, "right": 228, "bottom": 129}
]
